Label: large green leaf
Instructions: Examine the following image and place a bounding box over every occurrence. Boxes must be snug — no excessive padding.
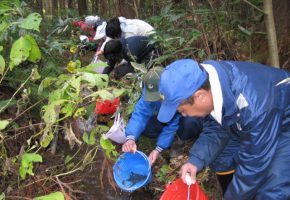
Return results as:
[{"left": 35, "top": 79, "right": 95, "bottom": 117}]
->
[
  {"left": 91, "top": 88, "right": 126, "bottom": 101},
  {"left": 40, "top": 129, "right": 54, "bottom": 148},
  {"left": 24, "top": 35, "right": 41, "bottom": 63},
  {"left": 79, "top": 72, "right": 109, "bottom": 88},
  {"left": 0, "top": 120, "right": 10, "bottom": 130},
  {"left": 100, "top": 136, "right": 115, "bottom": 151},
  {"left": 100, "top": 136, "right": 116, "bottom": 159},
  {"left": 0, "top": 192, "right": 5, "bottom": 200},
  {"left": 0, "top": 55, "right": 5, "bottom": 75},
  {"left": 0, "top": 99, "right": 17, "bottom": 114},
  {"left": 19, "top": 153, "right": 43, "bottom": 179},
  {"left": 9, "top": 36, "right": 32, "bottom": 70},
  {"left": 82, "top": 129, "right": 97, "bottom": 145},
  {"left": 0, "top": 4, "right": 14, "bottom": 15},
  {"left": 48, "top": 89, "right": 63, "bottom": 103},
  {"left": 91, "top": 90, "right": 114, "bottom": 100},
  {"left": 38, "top": 77, "right": 58, "bottom": 94},
  {"left": 61, "top": 103, "right": 74, "bottom": 117},
  {"left": 69, "top": 76, "right": 81, "bottom": 96},
  {"left": 31, "top": 68, "right": 41, "bottom": 81},
  {"left": 0, "top": 0, "right": 21, "bottom": 9},
  {"left": 33, "top": 191, "right": 64, "bottom": 200},
  {"left": 42, "top": 100, "right": 66, "bottom": 124},
  {"left": 0, "top": 20, "right": 9, "bottom": 39},
  {"left": 19, "top": 13, "right": 42, "bottom": 32}
]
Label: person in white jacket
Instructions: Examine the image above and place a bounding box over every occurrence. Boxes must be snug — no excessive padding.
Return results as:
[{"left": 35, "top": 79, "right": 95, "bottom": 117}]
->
[{"left": 95, "top": 17, "right": 155, "bottom": 55}]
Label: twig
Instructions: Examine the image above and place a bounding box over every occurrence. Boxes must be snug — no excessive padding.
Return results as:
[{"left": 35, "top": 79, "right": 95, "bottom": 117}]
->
[
  {"left": 23, "top": 177, "right": 52, "bottom": 188},
  {"left": 282, "top": 56, "right": 290, "bottom": 69},
  {"left": 50, "top": 126, "right": 59, "bottom": 155},
  {"left": 55, "top": 168, "right": 81, "bottom": 178},
  {"left": 11, "top": 99, "right": 44, "bottom": 123},
  {"left": 99, "top": 155, "right": 106, "bottom": 190},
  {"left": 107, "top": 160, "right": 117, "bottom": 192},
  {"left": 55, "top": 176, "right": 85, "bottom": 200},
  {"left": 7, "top": 123, "right": 45, "bottom": 132},
  {"left": 242, "top": 0, "right": 264, "bottom": 13},
  {"left": 0, "top": 72, "right": 32, "bottom": 113},
  {"left": 4, "top": 130, "right": 25, "bottom": 142},
  {"left": 200, "top": 23, "right": 211, "bottom": 56},
  {"left": 5, "top": 196, "right": 32, "bottom": 200},
  {"left": 55, "top": 176, "right": 66, "bottom": 193},
  {"left": 0, "top": 66, "right": 10, "bottom": 84}
]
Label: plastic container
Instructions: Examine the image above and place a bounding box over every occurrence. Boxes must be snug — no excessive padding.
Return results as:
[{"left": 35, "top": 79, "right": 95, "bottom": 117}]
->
[
  {"left": 113, "top": 151, "right": 152, "bottom": 192},
  {"left": 104, "top": 113, "right": 126, "bottom": 144},
  {"left": 160, "top": 179, "right": 208, "bottom": 200},
  {"left": 95, "top": 97, "right": 120, "bottom": 115}
]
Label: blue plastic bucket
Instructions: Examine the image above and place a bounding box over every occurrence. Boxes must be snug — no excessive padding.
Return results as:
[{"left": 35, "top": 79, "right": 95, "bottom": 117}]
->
[{"left": 113, "top": 151, "right": 152, "bottom": 192}]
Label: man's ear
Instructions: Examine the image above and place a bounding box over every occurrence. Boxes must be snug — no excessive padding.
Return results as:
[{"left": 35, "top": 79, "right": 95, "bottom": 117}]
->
[{"left": 195, "top": 90, "right": 206, "bottom": 102}]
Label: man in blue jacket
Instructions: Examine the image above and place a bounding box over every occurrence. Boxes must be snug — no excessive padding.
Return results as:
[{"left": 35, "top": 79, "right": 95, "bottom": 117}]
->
[
  {"left": 157, "top": 59, "right": 290, "bottom": 200},
  {"left": 122, "top": 67, "right": 202, "bottom": 165}
]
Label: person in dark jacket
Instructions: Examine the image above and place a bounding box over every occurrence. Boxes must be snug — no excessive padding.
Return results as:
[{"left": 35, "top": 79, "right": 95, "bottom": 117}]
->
[
  {"left": 122, "top": 67, "right": 203, "bottom": 165},
  {"left": 103, "top": 36, "right": 156, "bottom": 75},
  {"left": 157, "top": 59, "right": 290, "bottom": 200}
]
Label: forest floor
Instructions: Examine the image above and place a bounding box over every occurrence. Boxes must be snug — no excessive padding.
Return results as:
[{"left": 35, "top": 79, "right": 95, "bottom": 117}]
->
[{"left": 1, "top": 102, "right": 222, "bottom": 199}]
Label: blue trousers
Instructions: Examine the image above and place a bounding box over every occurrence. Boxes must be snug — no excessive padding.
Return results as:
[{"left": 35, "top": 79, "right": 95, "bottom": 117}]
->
[
  {"left": 212, "top": 129, "right": 290, "bottom": 199},
  {"left": 142, "top": 116, "right": 202, "bottom": 141}
]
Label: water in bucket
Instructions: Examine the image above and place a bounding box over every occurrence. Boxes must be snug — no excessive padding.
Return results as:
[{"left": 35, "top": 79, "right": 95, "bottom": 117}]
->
[{"left": 113, "top": 151, "right": 152, "bottom": 192}]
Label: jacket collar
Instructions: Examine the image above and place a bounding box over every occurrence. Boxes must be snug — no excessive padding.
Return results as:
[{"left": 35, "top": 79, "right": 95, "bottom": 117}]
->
[
  {"left": 201, "top": 63, "right": 223, "bottom": 125},
  {"left": 203, "top": 60, "right": 240, "bottom": 126}
]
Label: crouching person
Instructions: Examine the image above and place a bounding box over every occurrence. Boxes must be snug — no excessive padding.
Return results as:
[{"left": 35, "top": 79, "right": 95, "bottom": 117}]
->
[
  {"left": 103, "top": 36, "right": 157, "bottom": 76},
  {"left": 122, "top": 67, "right": 203, "bottom": 165}
]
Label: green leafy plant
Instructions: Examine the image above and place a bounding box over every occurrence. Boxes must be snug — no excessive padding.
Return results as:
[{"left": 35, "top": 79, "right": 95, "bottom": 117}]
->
[
  {"left": 100, "top": 135, "right": 118, "bottom": 160},
  {"left": 155, "top": 164, "right": 174, "bottom": 183},
  {"left": 0, "top": 192, "right": 5, "bottom": 200},
  {"left": 19, "top": 153, "right": 43, "bottom": 179},
  {"left": 0, "top": 120, "right": 9, "bottom": 130},
  {"left": 33, "top": 191, "right": 64, "bottom": 200}
]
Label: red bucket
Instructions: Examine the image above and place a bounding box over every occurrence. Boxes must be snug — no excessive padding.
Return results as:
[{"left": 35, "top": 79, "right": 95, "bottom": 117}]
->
[
  {"left": 160, "top": 179, "right": 208, "bottom": 200},
  {"left": 95, "top": 98, "right": 120, "bottom": 115}
]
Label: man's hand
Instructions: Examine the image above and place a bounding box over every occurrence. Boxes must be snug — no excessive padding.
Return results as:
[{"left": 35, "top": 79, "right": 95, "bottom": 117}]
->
[
  {"left": 148, "top": 150, "right": 160, "bottom": 166},
  {"left": 96, "top": 50, "right": 103, "bottom": 56},
  {"left": 122, "top": 139, "right": 137, "bottom": 153},
  {"left": 180, "top": 163, "right": 198, "bottom": 185}
]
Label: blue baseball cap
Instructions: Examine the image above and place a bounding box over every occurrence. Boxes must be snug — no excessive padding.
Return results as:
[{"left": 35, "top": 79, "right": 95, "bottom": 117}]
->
[{"left": 157, "top": 59, "right": 208, "bottom": 123}]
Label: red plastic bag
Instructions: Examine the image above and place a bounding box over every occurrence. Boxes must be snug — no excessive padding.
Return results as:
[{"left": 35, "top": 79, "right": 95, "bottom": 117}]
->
[
  {"left": 95, "top": 98, "right": 120, "bottom": 115},
  {"left": 160, "top": 179, "right": 208, "bottom": 200}
]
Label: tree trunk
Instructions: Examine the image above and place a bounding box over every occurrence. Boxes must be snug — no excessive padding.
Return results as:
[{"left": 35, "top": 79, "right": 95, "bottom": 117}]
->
[
  {"left": 52, "top": 0, "right": 59, "bottom": 16},
  {"left": 116, "top": 0, "right": 136, "bottom": 18},
  {"left": 68, "top": 0, "right": 74, "bottom": 9},
  {"left": 272, "top": 0, "right": 290, "bottom": 70},
  {"left": 59, "top": 0, "right": 65, "bottom": 9},
  {"left": 263, "top": 0, "right": 279, "bottom": 68},
  {"left": 36, "top": 0, "right": 43, "bottom": 16},
  {"left": 43, "top": 0, "right": 53, "bottom": 19},
  {"left": 100, "top": 0, "right": 108, "bottom": 17},
  {"left": 92, "top": 0, "right": 98, "bottom": 13},
  {"left": 78, "top": 0, "right": 88, "bottom": 16}
]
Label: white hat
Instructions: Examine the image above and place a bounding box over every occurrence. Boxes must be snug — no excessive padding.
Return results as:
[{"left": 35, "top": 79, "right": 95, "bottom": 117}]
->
[
  {"left": 85, "top": 16, "right": 100, "bottom": 26},
  {"left": 94, "top": 21, "right": 107, "bottom": 40}
]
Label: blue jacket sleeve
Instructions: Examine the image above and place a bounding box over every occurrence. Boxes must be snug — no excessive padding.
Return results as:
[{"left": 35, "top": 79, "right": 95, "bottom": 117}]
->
[
  {"left": 155, "top": 114, "right": 181, "bottom": 152},
  {"left": 224, "top": 108, "right": 284, "bottom": 200},
  {"left": 187, "top": 116, "right": 230, "bottom": 171},
  {"left": 125, "top": 94, "right": 155, "bottom": 141}
]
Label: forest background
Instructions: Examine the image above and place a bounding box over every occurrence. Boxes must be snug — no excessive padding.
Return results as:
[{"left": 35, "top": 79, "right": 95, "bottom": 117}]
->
[{"left": 0, "top": 0, "right": 289, "bottom": 199}]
